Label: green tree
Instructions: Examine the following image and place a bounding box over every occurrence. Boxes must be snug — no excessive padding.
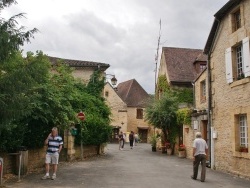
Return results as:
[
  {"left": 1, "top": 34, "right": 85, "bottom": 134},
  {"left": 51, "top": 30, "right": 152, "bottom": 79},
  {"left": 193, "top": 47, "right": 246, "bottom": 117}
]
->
[
  {"left": 145, "top": 92, "right": 179, "bottom": 150},
  {"left": 74, "top": 71, "right": 112, "bottom": 149},
  {"left": 0, "top": 0, "right": 38, "bottom": 126},
  {"left": 0, "top": 51, "right": 50, "bottom": 127}
]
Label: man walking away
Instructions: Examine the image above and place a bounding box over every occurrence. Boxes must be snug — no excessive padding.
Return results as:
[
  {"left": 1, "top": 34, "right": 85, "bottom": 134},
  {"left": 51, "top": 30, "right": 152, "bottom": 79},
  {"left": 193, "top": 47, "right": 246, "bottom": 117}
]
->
[{"left": 191, "top": 132, "right": 208, "bottom": 182}]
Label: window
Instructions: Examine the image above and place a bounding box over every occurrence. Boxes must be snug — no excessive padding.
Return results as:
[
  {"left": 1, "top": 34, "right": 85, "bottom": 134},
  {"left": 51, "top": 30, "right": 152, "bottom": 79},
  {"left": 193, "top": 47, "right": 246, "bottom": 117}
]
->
[
  {"left": 239, "top": 115, "right": 248, "bottom": 147},
  {"left": 200, "top": 64, "right": 206, "bottom": 72},
  {"left": 105, "top": 91, "right": 109, "bottom": 97},
  {"left": 234, "top": 10, "right": 241, "bottom": 31},
  {"left": 200, "top": 80, "right": 206, "bottom": 103},
  {"left": 236, "top": 45, "right": 244, "bottom": 79},
  {"left": 225, "top": 37, "right": 250, "bottom": 83},
  {"left": 136, "top": 109, "right": 143, "bottom": 119}
]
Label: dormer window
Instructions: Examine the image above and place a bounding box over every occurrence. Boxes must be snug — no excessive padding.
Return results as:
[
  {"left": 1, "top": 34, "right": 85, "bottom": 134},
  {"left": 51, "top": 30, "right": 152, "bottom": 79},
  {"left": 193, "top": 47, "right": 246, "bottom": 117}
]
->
[{"left": 200, "top": 64, "right": 206, "bottom": 72}]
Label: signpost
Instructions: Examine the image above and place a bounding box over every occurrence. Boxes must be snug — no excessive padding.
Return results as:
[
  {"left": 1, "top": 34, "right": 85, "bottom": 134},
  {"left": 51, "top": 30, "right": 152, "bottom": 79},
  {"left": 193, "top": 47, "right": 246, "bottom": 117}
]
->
[{"left": 77, "top": 111, "right": 85, "bottom": 160}]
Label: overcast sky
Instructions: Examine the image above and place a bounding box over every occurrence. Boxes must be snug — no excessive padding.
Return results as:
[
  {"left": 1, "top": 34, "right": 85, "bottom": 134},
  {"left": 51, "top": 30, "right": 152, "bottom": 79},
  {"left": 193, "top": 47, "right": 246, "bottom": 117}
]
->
[{"left": 2, "top": 0, "right": 229, "bottom": 94}]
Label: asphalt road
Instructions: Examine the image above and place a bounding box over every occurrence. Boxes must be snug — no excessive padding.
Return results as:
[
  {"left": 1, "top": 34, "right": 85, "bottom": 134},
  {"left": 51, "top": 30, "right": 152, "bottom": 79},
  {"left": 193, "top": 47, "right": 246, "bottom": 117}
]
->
[{"left": 4, "top": 143, "right": 250, "bottom": 188}]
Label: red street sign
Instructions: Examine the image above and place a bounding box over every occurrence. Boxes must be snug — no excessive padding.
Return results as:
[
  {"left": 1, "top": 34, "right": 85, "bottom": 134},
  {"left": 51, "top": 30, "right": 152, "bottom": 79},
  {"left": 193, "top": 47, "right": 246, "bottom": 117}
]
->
[{"left": 77, "top": 112, "right": 85, "bottom": 121}]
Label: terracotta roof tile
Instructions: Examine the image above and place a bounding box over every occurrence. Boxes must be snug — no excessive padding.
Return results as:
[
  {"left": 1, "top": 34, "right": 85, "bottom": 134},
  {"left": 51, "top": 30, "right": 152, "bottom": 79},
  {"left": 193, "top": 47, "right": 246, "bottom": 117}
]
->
[
  {"left": 162, "top": 47, "right": 207, "bottom": 83},
  {"left": 116, "top": 79, "right": 150, "bottom": 107}
]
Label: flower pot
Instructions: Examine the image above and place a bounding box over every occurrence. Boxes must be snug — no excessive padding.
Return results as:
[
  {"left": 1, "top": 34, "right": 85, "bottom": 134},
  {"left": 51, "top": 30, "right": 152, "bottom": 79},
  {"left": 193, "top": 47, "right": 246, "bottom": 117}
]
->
[
  {"left": 152, "top": 146, "right": 156, "bottom": 152},
  {"left": 167, "top": 148, "right": 172, "bottom": 155},
  {"left": 178, "top": 150, "right": 186, "bottom": 158}
]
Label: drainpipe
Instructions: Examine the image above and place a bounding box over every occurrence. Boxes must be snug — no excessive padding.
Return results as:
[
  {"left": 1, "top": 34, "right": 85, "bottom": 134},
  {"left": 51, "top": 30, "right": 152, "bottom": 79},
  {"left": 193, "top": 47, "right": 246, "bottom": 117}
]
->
[
  {"left": 207, "top": 54, "right": 213, "bottom": 168},
  {"left": 207, "top": 17, "right": 221, "bottom": 169}
]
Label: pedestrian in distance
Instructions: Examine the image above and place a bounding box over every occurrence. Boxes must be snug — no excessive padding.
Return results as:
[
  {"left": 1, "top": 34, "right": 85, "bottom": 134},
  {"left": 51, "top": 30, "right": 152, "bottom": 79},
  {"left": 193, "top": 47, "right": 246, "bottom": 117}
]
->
[
  {"left": 42, "top": 127, "right": 63, "bottom": 180},
  {"left": 191, "top": 132, "right": 208, "bottom": 182},
  {"left": 129, "top": 131, "right": 134, "bottom": 149},
  {"left": 134, "top": 132, "right": 139, "bottom": 146},
  {"left": 118, "top": 131, "right": 124, "bottom": 150}
]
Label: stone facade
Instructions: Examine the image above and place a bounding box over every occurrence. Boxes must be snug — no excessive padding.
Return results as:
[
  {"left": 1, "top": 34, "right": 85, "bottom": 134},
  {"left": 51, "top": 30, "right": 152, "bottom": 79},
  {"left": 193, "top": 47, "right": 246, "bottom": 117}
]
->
[
  {"left": 205, "top": 0, "right": 250, "bottom": 178},
  {"left": 103, "top": 83, "right": 128, "bottom": 142},
  {"left": 104, "top": 79, "right": 152, "bottom": 143},
  {"left": 188, "top": 70, "right": 209, "bottom": 159}
]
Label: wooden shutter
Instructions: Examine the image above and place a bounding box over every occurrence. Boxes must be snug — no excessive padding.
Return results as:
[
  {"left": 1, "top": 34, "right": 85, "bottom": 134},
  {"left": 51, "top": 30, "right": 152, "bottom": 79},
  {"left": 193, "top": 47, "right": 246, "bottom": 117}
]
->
[
  {"left": 225, "top": 47, "right": 233, "bottom": 83},
  {"left": 243, "top": 37, "right": 250, "bottom": 77}
]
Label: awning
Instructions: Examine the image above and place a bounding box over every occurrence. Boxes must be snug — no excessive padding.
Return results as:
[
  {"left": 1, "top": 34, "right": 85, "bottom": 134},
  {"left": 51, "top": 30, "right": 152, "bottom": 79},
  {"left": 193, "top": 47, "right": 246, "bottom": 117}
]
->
[{"left": 111, "top": 125, "right": 121, "bottom": 129}]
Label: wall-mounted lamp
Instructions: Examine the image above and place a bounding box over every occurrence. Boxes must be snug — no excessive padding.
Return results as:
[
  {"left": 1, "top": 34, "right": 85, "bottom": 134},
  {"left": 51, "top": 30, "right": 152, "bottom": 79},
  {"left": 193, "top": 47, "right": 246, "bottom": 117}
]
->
[{"left": 105, "top": 73, "right": 117, "bottom": 86}]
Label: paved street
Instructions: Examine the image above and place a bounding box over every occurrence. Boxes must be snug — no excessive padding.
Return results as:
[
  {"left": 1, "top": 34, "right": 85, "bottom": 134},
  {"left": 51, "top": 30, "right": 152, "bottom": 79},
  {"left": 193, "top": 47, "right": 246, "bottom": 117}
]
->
[{"left": 4, "top": 143, "right": 250, "bottom": 188}]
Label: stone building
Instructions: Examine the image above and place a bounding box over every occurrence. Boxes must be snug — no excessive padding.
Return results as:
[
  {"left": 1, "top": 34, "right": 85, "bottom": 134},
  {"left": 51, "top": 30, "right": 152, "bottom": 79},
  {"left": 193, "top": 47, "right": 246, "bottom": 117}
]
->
[
  {"left": 103, "top": 82, "right": 127, "bottom": 143},
  {"left": 157, "top": 47, "right": 207, "bottom": 153},
  {"left": 116, "top": 79, "right": 151, "bottom": 143},
  {"left": 48, "top": 56, "right": 110, "bottom": 160},
  {"left": 204, "top": 0, "right": 250, "bottom": 178},
  {"left": 190, "top": 68, "right": 209, "bottom": 159},
  {"left": 104, "top": 79, "right": 151, "bottom": 143}
]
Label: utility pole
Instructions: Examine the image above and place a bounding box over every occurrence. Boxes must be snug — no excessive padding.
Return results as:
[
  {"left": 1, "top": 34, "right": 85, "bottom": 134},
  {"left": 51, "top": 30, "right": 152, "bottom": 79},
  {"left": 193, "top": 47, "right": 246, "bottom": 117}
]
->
[{"left": 155, "top": 19, "right": 161, "bottom": 97}]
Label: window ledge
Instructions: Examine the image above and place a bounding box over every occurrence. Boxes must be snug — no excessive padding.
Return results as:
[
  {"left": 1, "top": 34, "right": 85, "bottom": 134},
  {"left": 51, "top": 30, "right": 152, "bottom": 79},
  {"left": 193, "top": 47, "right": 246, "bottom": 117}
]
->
[
  {"left": 230, "top": 77, "right": 250, "bottom": 88},
  {"left": 233, "top": 151, "right": 250, "bottom": 159}
]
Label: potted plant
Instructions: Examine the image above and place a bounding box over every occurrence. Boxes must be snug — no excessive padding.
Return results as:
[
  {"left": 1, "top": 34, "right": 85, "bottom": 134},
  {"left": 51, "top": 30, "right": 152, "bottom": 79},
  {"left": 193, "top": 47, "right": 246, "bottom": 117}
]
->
[
  {"left": 178, "top": 144, "right": 186, "bottom": 158},
  {"left": 165, "top": 142, "right": 172, "bottom": 155},
  {"left": 150, "top": 135, "right": 157, "bottom": 152}
]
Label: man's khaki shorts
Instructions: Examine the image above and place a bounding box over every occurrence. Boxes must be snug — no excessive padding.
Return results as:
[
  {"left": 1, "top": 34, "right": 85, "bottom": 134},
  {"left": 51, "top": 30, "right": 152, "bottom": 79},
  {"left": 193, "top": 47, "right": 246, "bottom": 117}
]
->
[{"left": 45, "top": 152, "right": 59, "bottom": 164}]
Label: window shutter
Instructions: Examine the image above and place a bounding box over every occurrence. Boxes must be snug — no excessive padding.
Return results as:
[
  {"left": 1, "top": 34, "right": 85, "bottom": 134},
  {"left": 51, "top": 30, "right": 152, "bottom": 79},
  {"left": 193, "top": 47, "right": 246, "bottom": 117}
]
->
[
  {"left": 225, "top": 47, "right": 233, "bottom": 83},
  {"left": 243, "top": 37, "right": 250, "bottom": 77}
]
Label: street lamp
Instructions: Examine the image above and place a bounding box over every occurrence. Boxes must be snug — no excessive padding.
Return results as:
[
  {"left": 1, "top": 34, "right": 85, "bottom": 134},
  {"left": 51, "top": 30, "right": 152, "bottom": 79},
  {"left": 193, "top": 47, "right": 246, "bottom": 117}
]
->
[{"left": 105, "top": 74, "right": 117, "bottom": 86}]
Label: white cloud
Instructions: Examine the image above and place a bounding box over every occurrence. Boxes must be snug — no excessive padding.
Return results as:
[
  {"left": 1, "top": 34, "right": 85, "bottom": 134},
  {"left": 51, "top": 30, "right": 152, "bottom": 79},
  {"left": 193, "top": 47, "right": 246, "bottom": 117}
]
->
[{"left": 2, "top": 0, "right": 229, "bottom": 94}]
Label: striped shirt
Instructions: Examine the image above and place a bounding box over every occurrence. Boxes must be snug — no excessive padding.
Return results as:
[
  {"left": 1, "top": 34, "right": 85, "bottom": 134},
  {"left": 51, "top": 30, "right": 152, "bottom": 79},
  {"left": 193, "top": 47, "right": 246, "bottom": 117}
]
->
[{"left": 47, "top": 135, "right": 63, "bottom": 154}]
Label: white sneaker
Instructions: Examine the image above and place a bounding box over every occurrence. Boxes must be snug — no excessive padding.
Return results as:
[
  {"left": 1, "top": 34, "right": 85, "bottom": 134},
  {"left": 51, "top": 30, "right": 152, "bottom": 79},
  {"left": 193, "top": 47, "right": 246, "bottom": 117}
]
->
[
  {"left": 41, "top": 175, "right": 50, "bottom": 180},
  {"left": 51, "top": 174, "right": 56, "bottom": 180}
]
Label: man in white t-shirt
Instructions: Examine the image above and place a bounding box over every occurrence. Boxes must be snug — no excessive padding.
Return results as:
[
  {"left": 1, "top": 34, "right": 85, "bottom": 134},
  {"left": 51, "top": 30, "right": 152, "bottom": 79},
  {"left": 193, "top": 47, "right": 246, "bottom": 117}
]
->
[{"left": 191, "top": 132, "right": 208, "bottom": 182}]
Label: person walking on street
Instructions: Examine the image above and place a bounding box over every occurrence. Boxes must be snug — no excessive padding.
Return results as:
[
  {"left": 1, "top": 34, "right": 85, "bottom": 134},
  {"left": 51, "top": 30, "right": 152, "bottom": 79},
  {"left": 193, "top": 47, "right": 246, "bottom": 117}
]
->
[
  {"left": 118, "top": 131, "right": 125, "bottom": 150},
  {"left": 42, "top": 127, "right": 63, "bottom": 180},
  {"left": 129, "top": 131, "right": 134, "bottom": 149},
  {"left": 134, "top": 132, "right": 139, "bottom": 146},
  {"left": 191, "top": 132, "right": 208, "bottom": 182}
]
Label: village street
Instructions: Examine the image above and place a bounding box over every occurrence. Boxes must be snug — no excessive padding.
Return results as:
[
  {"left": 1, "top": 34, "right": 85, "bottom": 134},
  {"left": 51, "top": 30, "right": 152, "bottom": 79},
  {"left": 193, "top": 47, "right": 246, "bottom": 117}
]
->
[{"left": 4, "top": 143, "right": 250, "bottom": 188}]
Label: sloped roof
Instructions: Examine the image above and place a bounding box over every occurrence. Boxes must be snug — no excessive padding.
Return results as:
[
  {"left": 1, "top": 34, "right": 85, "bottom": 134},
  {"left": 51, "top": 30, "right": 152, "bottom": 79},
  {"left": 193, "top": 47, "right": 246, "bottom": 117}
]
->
[
  {"left": 204, "top": 0, "right": 242, "bottom": 54},
  {"left": 47, "top": 56, "right": 110, "bottom": 70},
  {"left": 162, "top": 47, "right": 205, "bottom": 83},
  {"left": 195, "top": 53, "right": 207, "bottom": 62},
  {"left": 116, "top": 79, "right": 149, "bottom": 107}
]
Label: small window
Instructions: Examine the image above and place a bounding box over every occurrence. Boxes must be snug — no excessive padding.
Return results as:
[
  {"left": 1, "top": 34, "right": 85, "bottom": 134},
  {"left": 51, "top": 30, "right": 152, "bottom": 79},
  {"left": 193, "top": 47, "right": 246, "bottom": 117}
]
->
[
  {"left": 200, "top": 80, "right": 206, "bottom": 103},
  {"left": 200, "top": 64, "right": 206, "bottom": 72},
  {"left": 136, "top": 109, "right": 143, "bottom": 119},
  {"left": 234, "top": 10, "right": 241, "bottom": 31},
  {"left": 105, "top": 91, "right": 109, "bottom": 97}
]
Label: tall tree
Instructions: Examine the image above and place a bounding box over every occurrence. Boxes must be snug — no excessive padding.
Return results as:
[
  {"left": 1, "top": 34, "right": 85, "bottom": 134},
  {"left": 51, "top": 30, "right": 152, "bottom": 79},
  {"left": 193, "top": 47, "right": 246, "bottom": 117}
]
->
[
  {"left": 145, "top": 92, "right": 178, "bottom": 147},
  {"left": 0, "top": 51, "right": 50, "bottom": 127}
]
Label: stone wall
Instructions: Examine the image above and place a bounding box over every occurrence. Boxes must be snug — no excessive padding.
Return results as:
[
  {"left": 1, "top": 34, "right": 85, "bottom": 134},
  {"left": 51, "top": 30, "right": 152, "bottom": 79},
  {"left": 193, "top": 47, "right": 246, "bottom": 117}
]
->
[
  {"left": 103, "top": 83, "right": 128, "bottom": 132},
  {"left": 210, "top": 0, "right": 250, "bottom": 178}
]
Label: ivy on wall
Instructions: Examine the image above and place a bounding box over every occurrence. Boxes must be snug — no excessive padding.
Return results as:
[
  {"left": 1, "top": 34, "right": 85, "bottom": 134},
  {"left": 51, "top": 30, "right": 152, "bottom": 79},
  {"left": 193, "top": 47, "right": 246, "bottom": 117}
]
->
[
  {"left": 157, "top": 74, "right": 193, "bottom": 126},
  {"left": 157, "top": 75, "right": 193, "bottom": 104},
  {"left": 176, "top": 108, "right": 192, "bottom": 126}
]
